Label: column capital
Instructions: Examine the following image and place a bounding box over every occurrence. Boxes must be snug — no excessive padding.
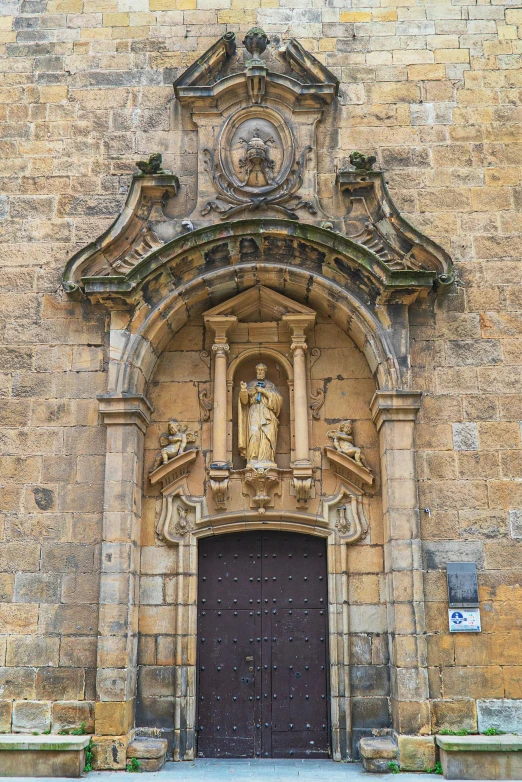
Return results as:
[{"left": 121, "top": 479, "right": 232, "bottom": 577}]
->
[
  {"left": 282, "top": 313, "right": 315, "bottom": 351},
  {"left": 212, "top": 342, "right": 230, "bottom": 356},
  {"left": 204, "top": 314, "right": 238, "bottom": 345},
  {"left": 98, "top": 393, "right": 153, "bottom": 433},
  {"left": 370, "top": 390, "right": 422, "bottom": 431}
]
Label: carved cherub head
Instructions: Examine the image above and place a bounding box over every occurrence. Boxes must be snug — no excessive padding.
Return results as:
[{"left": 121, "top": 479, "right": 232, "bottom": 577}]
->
[
  {"left": 167, "top": 420, "right": 180, "bottom": 435},
  {"left": 256, "top": 363, "right": 267, "bottom": 380},
  {"left": 340, "top": 420, "right": 353, "bottom": 435}
]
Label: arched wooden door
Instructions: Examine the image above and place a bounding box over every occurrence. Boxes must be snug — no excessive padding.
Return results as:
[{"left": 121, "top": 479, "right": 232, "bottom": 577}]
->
[{"left": 197, "top": 531, "right": 330, "bottom": 758}]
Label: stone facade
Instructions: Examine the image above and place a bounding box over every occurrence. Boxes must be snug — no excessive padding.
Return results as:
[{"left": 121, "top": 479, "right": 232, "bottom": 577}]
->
[{"left": 0, "top": 0, "right": 522, "bottom": 771}]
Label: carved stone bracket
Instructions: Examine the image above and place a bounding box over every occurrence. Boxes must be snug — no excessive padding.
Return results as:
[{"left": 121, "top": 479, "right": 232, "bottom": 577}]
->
[
  {"left": 62, "top": 175, "right": 179, "bottom": 297},
  {"left": 242, "top": 466, "right": 281, "bottom": 514},
  {"left": 291, "top": 468, "right": 315, "bottom": 507},
  {"left": 149, "top": 448, "right": 199, "bottom": 491},
  {"left": 149, "top": 450, "right": 204, "bottom": 543},
  {"left": 324, "top": 446, "right": 374, "bottom": 491},
  {"left": 336, "top": 167, "right": 454, "bottom": 293},
  {"left": 309, "top": 348, "right": 321, "bottom": 369},
  {"left": 209, "top": 467, "right": 230, "bottom": 510},
  {"left": 199, "top": 351, "right": 211, "bottom": 371}
]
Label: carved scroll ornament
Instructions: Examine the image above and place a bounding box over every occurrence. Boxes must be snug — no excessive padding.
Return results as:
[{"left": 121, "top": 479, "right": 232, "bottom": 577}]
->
[{"left": 310, "top": 388, "right": 325, "bottom": 420}]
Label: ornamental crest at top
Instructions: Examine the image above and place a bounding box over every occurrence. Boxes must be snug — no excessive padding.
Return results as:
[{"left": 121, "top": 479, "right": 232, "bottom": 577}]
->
[
  {"left": 173, "top": 29, "right": 338, "bottom": 220},
  {"left": 61, "top": 30, "right": 454, "bottom": 300}
]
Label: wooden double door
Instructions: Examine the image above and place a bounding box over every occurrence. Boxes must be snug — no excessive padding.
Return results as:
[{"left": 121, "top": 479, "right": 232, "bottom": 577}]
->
[{"left": 197, "top": 531, "right": 329, "bottom": 758}]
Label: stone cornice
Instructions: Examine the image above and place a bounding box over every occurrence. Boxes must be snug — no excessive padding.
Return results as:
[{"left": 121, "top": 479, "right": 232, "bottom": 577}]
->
[{"left": 63, "top": 218, "right": 439, "bottom": 306}]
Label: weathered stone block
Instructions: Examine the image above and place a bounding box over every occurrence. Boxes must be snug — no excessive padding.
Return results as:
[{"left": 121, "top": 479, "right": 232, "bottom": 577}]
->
[
  {"left": 137, "top": 666, "right": 175, "bottom": 698},
  {"left": 92, "top": 735, "right": 128, "bottom": 770},
  {"left": 351, "top": 698, "right": 390, "bottom": 730},
  {"left": 431, "top": 700, "right": 477, "bottom": 734},
  {"left": 6, "top": 636, "right": 59, "bottom": 667},
  {"left": 452, "top": 422, "right": 479, "bottom": 451},
  {"left": 13, "top": 574, "right": 61, "bottom": 603},
  {"left": 0, "top": 702, "right": 12, "bottom": 733},
  {"left": 350, "top": 666, "right": 390, "bottom": 698},
  {"left": 12, "top": 701, "right": 51, "bottom": 732},
  {"left": 94, "top": 702, "right": 132, "bottom": 736},
  {"left": 52, "top": 701, "right": 95, "bottom": 734},
  {"left": 35, "top": 668, "right": 85, "bottom": 701},
  {"left": 127, "top": 737, "right": 167, "bottom": 759},
  {"left": 398, "top": 735, "right": 436, "bottom": 772},
  {"left": 0, "top": 668, "right": 36, "bottom": 700},
  {"left": 422, "top": 541, "right": 484, "bottom": 571},
  {"left": 477, "top": 699, "right": 522, "bottom": 734}
]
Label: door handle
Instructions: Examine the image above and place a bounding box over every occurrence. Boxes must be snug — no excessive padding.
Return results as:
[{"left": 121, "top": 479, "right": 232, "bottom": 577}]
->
[{"left": 245, "top": 656, "right": 254, "bottom": 662}]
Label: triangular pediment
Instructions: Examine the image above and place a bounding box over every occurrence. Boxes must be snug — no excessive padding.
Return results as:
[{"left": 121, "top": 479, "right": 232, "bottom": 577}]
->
[{"left": 203, "top": 285, "right": 316, "bottom": 323}]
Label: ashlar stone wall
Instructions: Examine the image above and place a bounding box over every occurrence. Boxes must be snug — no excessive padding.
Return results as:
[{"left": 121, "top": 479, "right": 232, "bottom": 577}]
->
[{"left": 0, "top": 0, "right": 521, "bottom": 743}]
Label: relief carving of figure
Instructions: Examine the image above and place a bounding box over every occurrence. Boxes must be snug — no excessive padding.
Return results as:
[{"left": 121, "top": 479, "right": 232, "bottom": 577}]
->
[
  {"left": 327, "top": 420, "right": 368, "bottom": 468},
  {"left": 238, "top": 363, "right": 283, "bottom": 467},
  {"left": 151, "top": 420, "right": 196, "bottom": 472}
]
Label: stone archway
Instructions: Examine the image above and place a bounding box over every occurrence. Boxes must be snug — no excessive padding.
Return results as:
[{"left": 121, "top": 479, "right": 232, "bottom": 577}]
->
[{"left": 94, "top": 266, "right": 426, "bottom": 762}]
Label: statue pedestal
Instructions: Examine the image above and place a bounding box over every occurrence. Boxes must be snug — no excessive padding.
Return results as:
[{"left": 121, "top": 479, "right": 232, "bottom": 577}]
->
[
  {"left": 324, "top": 446, "right": 373, "bottom": 491},
  {"left": 242, "top": 465, "right": 281, "bottom": 514}
]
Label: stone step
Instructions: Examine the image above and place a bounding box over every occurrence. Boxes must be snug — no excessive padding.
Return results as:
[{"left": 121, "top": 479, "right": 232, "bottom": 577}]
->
[
  {"left": 359, "top": 736, "right": 398, "bottom": 773},
  {"left": 127, "top": 738, "right": 168, "bottom": 772}
]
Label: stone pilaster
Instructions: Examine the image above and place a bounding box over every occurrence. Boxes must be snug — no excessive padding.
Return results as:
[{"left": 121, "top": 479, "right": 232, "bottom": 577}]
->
[
  {"left": 95, "top": 394, "right": 152, "bottom": 738},
  {"left": 370, "top": 390, "right": 429, "bottom": 736}
]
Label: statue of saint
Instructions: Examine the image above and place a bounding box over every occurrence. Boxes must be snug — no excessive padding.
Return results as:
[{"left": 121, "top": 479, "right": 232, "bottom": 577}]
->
[{"left": 238, "top": 363, "right": 283, "bottom": 467}]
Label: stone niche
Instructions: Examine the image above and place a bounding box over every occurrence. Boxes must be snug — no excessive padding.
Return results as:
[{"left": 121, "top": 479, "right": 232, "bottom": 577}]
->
[{"left": 142, "top": 285, "right": 380, "bottom": 534}]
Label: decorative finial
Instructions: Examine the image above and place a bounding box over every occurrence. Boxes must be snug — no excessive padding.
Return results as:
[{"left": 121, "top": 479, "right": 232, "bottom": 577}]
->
[
  {"left": 243, "top": 27, "right": 269, "bottom": 59},
  {"left": 349, "top": 151, "right": 377, "bottom": 172}
]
